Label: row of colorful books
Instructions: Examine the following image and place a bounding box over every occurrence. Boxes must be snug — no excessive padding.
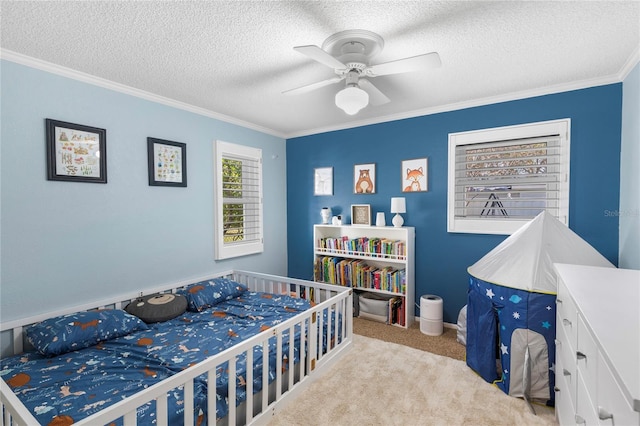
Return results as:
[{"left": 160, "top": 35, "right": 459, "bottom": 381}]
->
[
  {"left": 388, "top": 296, "right": 406, "bottom": 326},
  {"left": 316, "top": 236, "right": 406, "bottom": 259},
  {"left": 314, "top": 256, "right": 406, "bottom": 294}
]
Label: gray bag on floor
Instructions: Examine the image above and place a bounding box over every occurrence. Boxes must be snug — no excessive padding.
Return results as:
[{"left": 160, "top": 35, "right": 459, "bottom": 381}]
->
[{"left": 456, "top": 304, "right": 468, "bottom": 346}]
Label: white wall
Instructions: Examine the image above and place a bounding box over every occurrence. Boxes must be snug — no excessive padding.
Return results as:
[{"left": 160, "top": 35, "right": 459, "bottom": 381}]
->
[{"left": 619, "top": 62, "right": 640, "bottom": 269}]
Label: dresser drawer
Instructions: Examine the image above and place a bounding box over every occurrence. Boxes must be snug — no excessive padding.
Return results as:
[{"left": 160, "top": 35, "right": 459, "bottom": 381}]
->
[
  {"left": 576, "top": 314, "right": 598, "bottom": 399},
  {"left": 556, "top": 325, "right": 577, "bottom": 405},
  {"left": 557, "top": 281, "right": 578, "bottom": 350},
  {"left": 555, "top": 361, "right": 577, "bottom": 426},
  {"left": 597, "top": 351, "right": 640, "bottom": 426},
  {"left": 576, "top": 370, "right": 599, "bottom": 425}
]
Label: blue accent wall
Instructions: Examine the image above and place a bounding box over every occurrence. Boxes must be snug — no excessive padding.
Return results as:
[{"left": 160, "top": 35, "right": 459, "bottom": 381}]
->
[
  {"left": 0, "top": 60, "right": 287, "bottom": 323},
  {"left": 287, "top": 85, "right": 622, "bottom": 323}
]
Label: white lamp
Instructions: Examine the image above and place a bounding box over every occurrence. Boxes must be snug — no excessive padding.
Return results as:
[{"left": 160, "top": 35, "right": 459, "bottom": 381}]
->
[
  {"left": 335, "top": 85, "right": 369, "bottom": 115},
  {"left": 390, "top": 197, "right": 406, "bottom": 227}
]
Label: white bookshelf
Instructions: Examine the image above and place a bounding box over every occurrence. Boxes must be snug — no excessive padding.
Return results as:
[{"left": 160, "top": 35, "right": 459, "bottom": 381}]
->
[{"left": 313, "top": 224, "right": 415, "bottom": 328}]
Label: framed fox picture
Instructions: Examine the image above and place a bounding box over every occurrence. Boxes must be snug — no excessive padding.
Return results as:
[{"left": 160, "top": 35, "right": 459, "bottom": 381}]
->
[{"left": 402, "top": 158, "right": 428, "bottom": 192}]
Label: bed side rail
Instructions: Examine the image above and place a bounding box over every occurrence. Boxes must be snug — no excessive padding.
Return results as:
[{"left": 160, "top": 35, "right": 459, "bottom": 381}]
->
[
  {"left": 232, "top": 270, "right": 350, "bottom": 303},
  {"left": 73, "top": 283, "right": 352, "bottom": 426},
  {"left": 1, "top": 380, "right": 40, "bottom": 426}
]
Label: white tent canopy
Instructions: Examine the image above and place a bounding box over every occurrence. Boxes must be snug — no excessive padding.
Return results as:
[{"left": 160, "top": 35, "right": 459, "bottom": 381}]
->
[{"left": 468, "top": 211, "right": 615, "bottom": 293}]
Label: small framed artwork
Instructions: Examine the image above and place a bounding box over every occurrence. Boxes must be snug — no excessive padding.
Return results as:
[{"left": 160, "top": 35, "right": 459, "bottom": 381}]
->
[
  {"left": 354, "top": 163, "right": 376, "bottom": 194},
  {"left": 402, "top": 158, "right": 428, "bottom": 192},
  {"left": 351, "top": 204, "right": 372, "bottom": 226},
  {"left": 46, "top": 119, "right": 107, "bottom": 183},
  {"left": 147, "top": 137, "right": 187, "bottom": 187},
  {"left": 314, "top": 167, "right": 333, "bottom": 196}
]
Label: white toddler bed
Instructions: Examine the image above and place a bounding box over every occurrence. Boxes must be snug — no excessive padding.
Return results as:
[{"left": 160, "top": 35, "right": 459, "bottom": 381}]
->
[{"left": 0, "top": 270, "right": 353, "bottom": 425}]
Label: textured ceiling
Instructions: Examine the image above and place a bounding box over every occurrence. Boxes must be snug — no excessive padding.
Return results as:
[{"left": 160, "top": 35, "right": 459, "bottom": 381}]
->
[{"left": 1, "top": 1, "right": 639, "bottom": 138}]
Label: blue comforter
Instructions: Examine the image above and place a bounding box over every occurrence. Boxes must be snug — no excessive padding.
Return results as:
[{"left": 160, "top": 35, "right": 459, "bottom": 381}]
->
[{"left": 1, "top": 291, "right": 337, "bottom": 425}]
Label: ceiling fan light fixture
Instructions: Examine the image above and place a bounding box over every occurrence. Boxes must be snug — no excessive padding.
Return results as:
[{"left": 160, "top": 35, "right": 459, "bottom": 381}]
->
[{"left": 335, "top": 85, "right": 369, "bottom": 115}]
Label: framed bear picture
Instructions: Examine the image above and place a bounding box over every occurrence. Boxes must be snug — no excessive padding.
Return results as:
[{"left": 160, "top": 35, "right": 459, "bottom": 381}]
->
[
  {"left": 354, "top": 163, "right": 376, "bottom": 194},
  {"left": 401, "top": 158, "right": 428, "bottom": 192}
]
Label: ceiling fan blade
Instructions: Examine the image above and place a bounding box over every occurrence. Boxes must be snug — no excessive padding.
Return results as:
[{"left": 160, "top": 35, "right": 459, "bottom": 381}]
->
[
  {"left": 293, "top": 45, "right": 347, "bottom": 69},
  {"left": 359, "top": 79, "right": 390, "bottom": 106},
  {"left": 368, "top": 52, "right": 441, "bottom": 76},
  {"left": 282, "top": 76, "right": 344, "bottom": 96}
]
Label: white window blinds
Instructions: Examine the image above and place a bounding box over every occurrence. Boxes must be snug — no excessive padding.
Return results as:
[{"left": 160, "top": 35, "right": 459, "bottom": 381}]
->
[
  {"left": 453, "top": 135, "right": 562, "bottom": 220},
  {"left": 447, "top": 119, "right": 570, "bottom": 235},
  {"left": 214, "top": 141, "right": 263, "bottom": 259}
]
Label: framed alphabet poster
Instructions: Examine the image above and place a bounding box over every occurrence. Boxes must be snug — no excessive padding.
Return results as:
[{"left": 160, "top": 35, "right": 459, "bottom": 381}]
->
[{"left": 147, "top": 137, "right": 187, "bottom": 187}]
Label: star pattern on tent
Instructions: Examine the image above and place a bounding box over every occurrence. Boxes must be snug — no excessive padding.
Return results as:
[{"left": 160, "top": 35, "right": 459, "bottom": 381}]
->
[
  {"left": 486, "top": 288, "right": 495, "bottom": 299},
  {"left": 549, "top": 363, "right": 555, "bottom": 373},
  {"left": 500, "top": 342, "right": 509, "bottom": 354},
  {"left": 513, "top": 311, "right": 520, "bottom": 319},
  {"left": 546, "top": 305, "right": 552, "bottom": 310},
  {"left": 542, "top": 321, "right": 551, "bottom": 329}
]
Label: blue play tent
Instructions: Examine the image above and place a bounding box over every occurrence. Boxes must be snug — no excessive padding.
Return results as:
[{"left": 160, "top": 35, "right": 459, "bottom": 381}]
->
[{"left": 465, "top": 212, "right": 614, "bottom": 406}]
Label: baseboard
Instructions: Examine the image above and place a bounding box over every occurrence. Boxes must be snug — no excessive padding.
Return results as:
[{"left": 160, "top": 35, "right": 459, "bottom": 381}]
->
[{"left": 414, "top": 316, "right": 457, "bottom": 329}]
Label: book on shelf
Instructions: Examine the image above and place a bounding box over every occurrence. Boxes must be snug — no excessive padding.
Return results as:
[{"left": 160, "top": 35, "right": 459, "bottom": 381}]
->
[
  {"left": 314, "top": 255, "right": 406, "bottom": 293},
  {"left": 317, "top": 236, "right": 407, "bottom": 259}
]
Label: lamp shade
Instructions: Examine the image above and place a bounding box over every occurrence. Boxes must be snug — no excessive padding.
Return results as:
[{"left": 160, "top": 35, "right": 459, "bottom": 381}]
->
[
  {"left": 391, "top": 197, "right": 406, "bottom": 214},
  {"left": 335, "top": 86, "right": 369, "bottom": 115}
]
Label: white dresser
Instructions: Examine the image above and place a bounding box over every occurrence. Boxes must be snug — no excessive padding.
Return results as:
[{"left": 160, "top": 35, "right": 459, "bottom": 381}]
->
[{"left": 554, "top": 263, "right": 639, "bottom": 425}]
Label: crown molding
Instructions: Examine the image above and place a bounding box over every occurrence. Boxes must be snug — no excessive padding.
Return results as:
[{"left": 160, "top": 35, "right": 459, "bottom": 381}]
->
[
  {"left": 286, "top": 45, "right": 640, "bottom": 139},
  {"left": 618, "top": 45, "right": 640, "bottom": 81},
  {"left": 0, "top": 49, "right": 286, "bottom": 139},
  {"left": 286, "top": 70, "right": 630, "bottom": 139},
  {"left": 3, "top": 47, "right": 636, "bottom": 141}
]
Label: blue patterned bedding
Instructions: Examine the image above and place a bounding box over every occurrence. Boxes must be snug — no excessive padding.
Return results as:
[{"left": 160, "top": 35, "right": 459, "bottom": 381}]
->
[{"left": 1, "top": 290, "right": 338, "bottom": 425}]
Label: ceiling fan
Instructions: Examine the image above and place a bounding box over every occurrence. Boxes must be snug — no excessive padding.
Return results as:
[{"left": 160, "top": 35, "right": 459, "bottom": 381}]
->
[{"left": 283, "top": 29, "right": 441, "bottom": 115}]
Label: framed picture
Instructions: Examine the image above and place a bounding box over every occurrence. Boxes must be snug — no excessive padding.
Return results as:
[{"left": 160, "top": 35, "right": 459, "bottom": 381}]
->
[
  {"left": 351, "top": 204, "right": 371, "bottom": 226},
  {"left": 354, "top": 163, "right": 376, "bottom": 194},
  {"left": 314, "top": 167, "right": 333, "bottom": 196},
  {"left": 147, "top": 137, "right": 187, "bottom": 187},
  {"left": 402, "top": 158, "right": 428, "bottom": 192},
  {"left": 46, "top": 119, "right": 107, "bottom": 183}
]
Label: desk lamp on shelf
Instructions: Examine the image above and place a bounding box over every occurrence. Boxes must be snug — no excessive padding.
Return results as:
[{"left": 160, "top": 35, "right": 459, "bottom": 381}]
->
[{"left": 391, "top": 197, "right": 406, "bottom": 227}]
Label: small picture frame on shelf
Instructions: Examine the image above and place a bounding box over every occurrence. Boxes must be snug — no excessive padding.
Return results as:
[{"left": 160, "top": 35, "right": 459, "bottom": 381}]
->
[
  {"left": 351, "top": 204, "right": 371, "bottom": 226},
  {"left": 147, "top": 137, "right": 187, "bottom": 187},
  {"left": 314, "top": 167, "right": 333, "bottom": 196},
  {"left": 46, "top": 119, "right": 107, "bottom": 183},
  {"left": 402, "top": 158, "right": 428, "bottom": 192},
  {"left": 354, "top": 163, "right": 376, "bottom": 194}
]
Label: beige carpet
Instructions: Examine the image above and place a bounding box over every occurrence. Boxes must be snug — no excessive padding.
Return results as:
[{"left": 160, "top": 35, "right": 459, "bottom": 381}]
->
[
  {"left": 352, "top": 317, "right": 466, "bottom": 361},
  {"left": 266, "top": 334, "right": 557, "bottom": 426}
]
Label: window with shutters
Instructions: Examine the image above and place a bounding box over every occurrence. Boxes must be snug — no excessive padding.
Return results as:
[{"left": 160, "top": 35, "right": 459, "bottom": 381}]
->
[
  {"left": 214, "top": 140, "right": 263, "bottom": 259},
  {"left": 447, "top": 119, "right": 570, "bottom": 235}
]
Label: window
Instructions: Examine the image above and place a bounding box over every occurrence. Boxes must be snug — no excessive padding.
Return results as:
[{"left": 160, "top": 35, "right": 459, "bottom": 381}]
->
[
  {"left": 448, "top": 119, "right": 570, "bottom": 235},
  {"left": 214, "top": 140, "right": 263, "bottom": 259}
]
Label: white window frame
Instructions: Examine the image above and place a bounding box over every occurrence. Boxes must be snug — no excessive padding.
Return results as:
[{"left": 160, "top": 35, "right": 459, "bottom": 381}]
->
[
  {"left": 447, "top": 119, "right": 571, "bottom": 235},
  {"left": 214, "top": 140, "right": 263, "bottom": 260}
]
